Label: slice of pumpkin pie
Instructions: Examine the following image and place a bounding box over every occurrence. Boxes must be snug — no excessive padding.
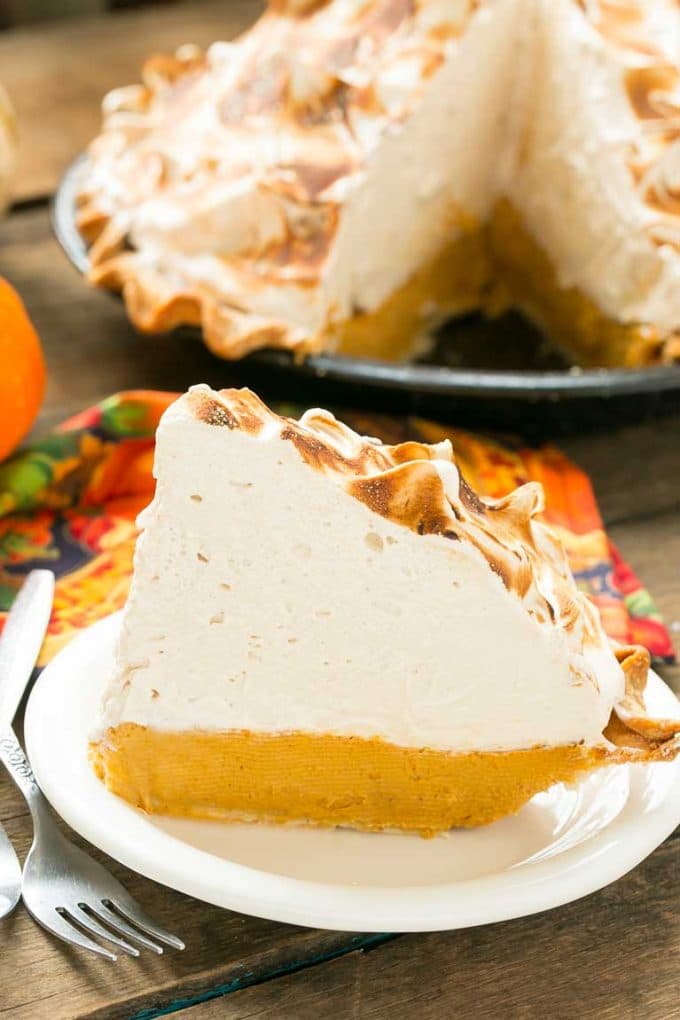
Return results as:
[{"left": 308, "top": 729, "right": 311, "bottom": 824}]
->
[{"left": 90, "top": 386, "right": 680, "bottom": 834}]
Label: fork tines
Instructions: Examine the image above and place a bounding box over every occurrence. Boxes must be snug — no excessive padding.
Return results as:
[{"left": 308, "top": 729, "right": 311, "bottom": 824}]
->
[{"left": 31, "top": 897, "right": 185, "bottom": 962}]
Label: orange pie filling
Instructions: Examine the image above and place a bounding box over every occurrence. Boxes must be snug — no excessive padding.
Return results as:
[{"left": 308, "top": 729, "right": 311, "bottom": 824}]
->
[
  {"left": 90, "top": 726, "right": 611, "bottom": 836},
  {"left": 331, "top": 202, "right": 675, "bottom": 367},
  {"left": 89, "top": 720, "right": 674, "bottom": 837}
]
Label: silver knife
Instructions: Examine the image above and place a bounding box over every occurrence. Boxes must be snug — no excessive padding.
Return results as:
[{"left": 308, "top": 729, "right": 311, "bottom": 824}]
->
[
  {"left": 0, "top": 570, "right": 55, "bottom": 918},
  {"left": 0, "top": 570, "right": 55, "bottom": 729}
]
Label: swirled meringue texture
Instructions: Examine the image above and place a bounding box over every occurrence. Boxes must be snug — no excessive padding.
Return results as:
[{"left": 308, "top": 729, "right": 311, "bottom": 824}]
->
[
  {"left": 96, "top": 385, "right": 665, "bottom": 756},
  {"left": 77, "top": 0, "right": 680, "bottom": 362}
]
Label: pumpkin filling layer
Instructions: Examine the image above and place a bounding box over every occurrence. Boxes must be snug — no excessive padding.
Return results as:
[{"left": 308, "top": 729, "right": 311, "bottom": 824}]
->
[
  {"left": 334, "top": 203, "right": 669, "bottom": 367},
  {"left": 91, "top": 724, "right": 612, "bottom": 836}
]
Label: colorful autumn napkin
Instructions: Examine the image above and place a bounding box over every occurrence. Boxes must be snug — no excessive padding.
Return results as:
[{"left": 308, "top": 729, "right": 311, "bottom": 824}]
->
[{"left": 0, "top": 391, "right": 674, "bottom": 666}]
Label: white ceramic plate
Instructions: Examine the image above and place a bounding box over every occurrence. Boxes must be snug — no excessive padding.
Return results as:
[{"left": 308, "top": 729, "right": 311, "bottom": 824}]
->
[{"left": 25, "top": 612, "right": 680, "bottom": 933}]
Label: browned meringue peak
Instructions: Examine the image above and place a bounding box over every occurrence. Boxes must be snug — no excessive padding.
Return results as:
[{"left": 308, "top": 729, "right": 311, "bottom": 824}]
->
[
  {"left": 579, "top": 0, "right": 677, "bottom": 59},
  {"left": 186, "top": 386, "right": 604, "bottom": 651},
  {"left": 580, "top": 1, "right": 680, "bottom": 248},
  {"left": 627, "top": 65, "right": 680, "bottom": 246},
  {"left": 606, "top": 645, "right": 680, "bottom": 754},
  {"left": 79, "top": 0, "right": 449, "bottom": 223},
  {"left": 76, "top": 0, "right": 472, "bottom": 355}
]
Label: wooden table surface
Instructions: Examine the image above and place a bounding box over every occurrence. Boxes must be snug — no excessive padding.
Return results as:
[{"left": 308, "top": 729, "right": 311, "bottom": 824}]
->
[{"left": 0, "top": 4, "right": 679, "bottom": 1017}]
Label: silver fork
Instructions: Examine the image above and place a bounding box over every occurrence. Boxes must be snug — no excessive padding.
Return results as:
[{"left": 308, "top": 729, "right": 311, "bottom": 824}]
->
[
  {"left": 0, "top": 738, "right": 185, "bottom": 959},
  {"left": 0, "top": 571, "right": 185, "bottom": 960},
  {"left": 0, "top": 570, "right": 53, "bottom": 921}
]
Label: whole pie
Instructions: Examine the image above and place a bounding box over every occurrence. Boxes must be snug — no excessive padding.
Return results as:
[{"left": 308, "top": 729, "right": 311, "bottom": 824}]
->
[
  {"left": 90, "top": 386, "right": 680, "bottom": 834},
  {"left": 77, "top": 0, "right": 680, "bottom": 367}
]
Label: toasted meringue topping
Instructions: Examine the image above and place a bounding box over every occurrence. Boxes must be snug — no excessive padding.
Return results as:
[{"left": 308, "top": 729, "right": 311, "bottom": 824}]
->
[
  {"left": 592, "top": 12, "right": 680, "bottom": 247},
  {"left": 187, "top": 385, "right": 605, "bottom": 660},
  {"left": 79, "top": 0, "right": 680, "bottom": 360},
  {"left": 580, "top": 0, "right": 678, "bottom": 60}
]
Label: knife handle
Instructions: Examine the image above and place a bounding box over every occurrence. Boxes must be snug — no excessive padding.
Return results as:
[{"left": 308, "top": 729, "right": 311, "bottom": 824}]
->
[
  {"left": 0, "top": 570, "right": 55, "bottom": 729},
  {"left": 0, "top": 727, "right": 40, "bottom": 801}
]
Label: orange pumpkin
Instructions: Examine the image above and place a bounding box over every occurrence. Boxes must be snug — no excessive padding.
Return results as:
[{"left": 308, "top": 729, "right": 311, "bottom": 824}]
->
[{"left": 0, "top": 278, "right": 46, "bottom": 462}]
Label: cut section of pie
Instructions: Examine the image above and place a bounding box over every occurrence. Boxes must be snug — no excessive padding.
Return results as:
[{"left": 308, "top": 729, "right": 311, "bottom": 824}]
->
[
  {"left": 76, "top": 0, "right": 680, "bottom": 367},
  {"left": 90, "top": 386, "right": 680, "bottom": 834}
]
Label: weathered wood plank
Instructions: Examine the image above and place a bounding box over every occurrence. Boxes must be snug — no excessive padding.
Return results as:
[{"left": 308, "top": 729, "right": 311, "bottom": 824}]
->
[
  {"left": 562, "top": 421, "right": 680, "bottom": 529},
  {"left": 172, "top": 833, "right": 680, "bottom": 1019},
  {"left": 1, "top": 0, "right": 106, "bottom": 28},
  {"left": 0, "top": 0, "right": 260, "bottom": 203},
  {"left": 1, "top": 205, "right": 679, "bottom": 530}
]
